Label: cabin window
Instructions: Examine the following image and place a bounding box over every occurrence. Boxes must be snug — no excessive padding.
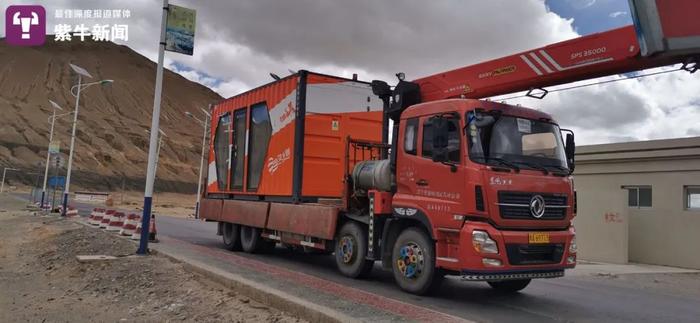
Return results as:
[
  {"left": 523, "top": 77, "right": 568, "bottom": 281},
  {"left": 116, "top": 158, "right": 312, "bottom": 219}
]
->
[
  {"left": 231, "top": 109, "right": 247, "bottom": 189},
  {"left": 214, "top": 113, "right": 231, "bottom": 190},
  {"left": 247, "top": 103, "right": 272, "bottom": 191},
  {"left": 422, "top": 117, "right": 460, "bottom": 162},
  {"left": 404, "top": 118, "right": 418, "bottom": 155}
]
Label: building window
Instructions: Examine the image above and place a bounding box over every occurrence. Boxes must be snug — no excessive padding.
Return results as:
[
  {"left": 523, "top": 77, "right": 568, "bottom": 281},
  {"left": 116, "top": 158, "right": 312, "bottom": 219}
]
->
[
  {"left": 247, "top": 102, "right": 272, "bottom": 191},
  {"left": 626, "top": 186, "right": 652, "bottom": 208},
  {"left": 404, "top": 118, "right": 418, "bottom": 155},
  {"left": 685, "top": 186, "right": 700, "bottom": 210}
]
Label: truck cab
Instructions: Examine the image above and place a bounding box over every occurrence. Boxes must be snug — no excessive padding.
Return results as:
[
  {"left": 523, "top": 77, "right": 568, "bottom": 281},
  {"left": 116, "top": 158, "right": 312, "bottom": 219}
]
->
[
  {"left": 388, "top": 99, "right": 577, "bottom": 292},
  {"left": 366, "top": 98, "right": 576, "bottom": 294}
]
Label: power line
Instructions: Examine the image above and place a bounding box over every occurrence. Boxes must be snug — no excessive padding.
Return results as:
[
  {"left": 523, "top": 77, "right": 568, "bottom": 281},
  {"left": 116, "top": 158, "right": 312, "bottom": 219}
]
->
[{"left": 493, "top": 68, "right": 683, "bottom": 102}]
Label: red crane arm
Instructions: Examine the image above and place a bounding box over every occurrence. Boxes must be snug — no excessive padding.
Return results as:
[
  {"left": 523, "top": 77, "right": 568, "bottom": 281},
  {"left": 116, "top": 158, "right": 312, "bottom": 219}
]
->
[{"left": 413, "top": 1, "right": 700, "bottom": 101}]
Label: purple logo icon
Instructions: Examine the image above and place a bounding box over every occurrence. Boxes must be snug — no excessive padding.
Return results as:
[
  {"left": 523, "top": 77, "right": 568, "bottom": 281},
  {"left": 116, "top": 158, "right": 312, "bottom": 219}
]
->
[{"left": 5, "top": 5, "right": 46, "bottom": 46}]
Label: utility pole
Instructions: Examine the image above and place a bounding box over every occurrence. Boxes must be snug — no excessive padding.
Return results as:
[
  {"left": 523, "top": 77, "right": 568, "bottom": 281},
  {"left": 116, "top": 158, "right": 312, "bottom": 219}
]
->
[
  {"left": 138, "top": 0, "right": 169, "bottom": 255},
  {"left": 41, "top": 100, "right": 63, "bottom": 210},
  {"left": 62, "top": 64, "right": 113, "bottom": 216},
  {"left": 1, "top": 167, "right": 19, "bottom": 193}
]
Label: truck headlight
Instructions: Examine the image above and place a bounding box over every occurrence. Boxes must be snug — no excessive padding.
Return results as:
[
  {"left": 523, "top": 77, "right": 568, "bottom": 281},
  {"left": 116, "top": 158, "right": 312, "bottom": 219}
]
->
[
  {"left": 472, "top": 230, "right": 498, "bottom": 254},
  {"left": 569, "top": 236, "right": 577, "bottom": 254}
]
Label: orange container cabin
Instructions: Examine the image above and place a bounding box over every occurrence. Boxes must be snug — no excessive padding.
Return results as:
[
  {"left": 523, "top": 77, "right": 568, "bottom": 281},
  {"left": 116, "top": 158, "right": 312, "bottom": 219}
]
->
[{"left": 205, "top": 70, "right": 385, "bottom": 202}]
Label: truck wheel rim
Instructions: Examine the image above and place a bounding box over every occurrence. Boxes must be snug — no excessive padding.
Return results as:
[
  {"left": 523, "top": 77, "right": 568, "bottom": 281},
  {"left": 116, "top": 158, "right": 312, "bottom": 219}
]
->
[
  {"left": 339, "top": 236, "right": 355, "bottom": 264},
  {"left": 397, "top": 242, "right": 424, "bottom": 279}
]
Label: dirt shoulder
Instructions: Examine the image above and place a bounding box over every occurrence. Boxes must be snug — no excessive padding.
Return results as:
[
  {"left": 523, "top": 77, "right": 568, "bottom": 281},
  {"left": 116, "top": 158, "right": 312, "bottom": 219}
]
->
[{"left": 0, "top": 195, "right": 303, "bottom": 323}]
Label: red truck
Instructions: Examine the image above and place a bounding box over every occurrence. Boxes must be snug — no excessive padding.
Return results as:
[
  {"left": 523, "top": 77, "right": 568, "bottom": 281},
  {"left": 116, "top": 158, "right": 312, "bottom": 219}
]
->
[{"left": 199, "top": 0, "right": 700, "bottom": 294}]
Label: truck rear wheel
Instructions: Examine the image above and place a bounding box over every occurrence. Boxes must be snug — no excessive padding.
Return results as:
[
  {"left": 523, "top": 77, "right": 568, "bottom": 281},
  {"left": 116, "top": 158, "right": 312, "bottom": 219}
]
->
[
  {"left": 222, "top": 222, "right": 241, "bottom": 251},
  {"left": 334, "top": 221, "right": 374, "bottom": 278},
  {"left": 487, "top": 279, "right": 531, "bottom": 292},
  {"left": 391, "top": 227, "right": 441, "bottom": 295},
  {"left": 240, "top": 225, "right": 266, "bottom": 253}
]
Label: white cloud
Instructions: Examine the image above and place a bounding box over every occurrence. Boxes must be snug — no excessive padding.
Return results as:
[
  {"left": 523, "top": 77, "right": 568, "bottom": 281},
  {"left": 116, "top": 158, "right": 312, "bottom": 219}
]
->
[
  {"left": 2, "top": 0, "right": 698, "bottom": 145},
  {"left": 568, "top": 0, "right": 597, "bottom": 10},
  {"left": 609, "top": 11, "right": 627, "bottom": 18},
  {"left": 493, "top": 65, "right": 700, "bottom": 144}
]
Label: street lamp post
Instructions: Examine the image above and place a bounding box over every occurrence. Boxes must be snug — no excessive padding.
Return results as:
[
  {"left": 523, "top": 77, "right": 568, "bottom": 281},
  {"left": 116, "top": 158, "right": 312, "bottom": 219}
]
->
[
  {"left": 185, "top": 106, "right": 211, "bottom": 219},
  {"left": 1, "top": 167, "right": 19, "bottom": 193},
  {"left": 40, "top": 100, "right": 64, "bottom": 210},
  {"left": 61, "top": 63, "right": 113, "bottom": 216},
  {"left": 145, "top": 129, "right": 167, "bottom": 176}
]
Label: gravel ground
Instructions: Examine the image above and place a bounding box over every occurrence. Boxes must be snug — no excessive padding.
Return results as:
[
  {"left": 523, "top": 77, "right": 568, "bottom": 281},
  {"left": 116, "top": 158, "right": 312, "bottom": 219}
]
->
[{"left": 0, "top": 195, "right": 304, "bottom": 323}]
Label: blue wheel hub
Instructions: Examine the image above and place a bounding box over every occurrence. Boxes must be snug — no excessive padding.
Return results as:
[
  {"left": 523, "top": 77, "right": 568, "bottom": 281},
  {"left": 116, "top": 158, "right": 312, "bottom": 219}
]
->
[
  {"left": 340, "top": 236, "right": 355, "bottom": 264},
  {"left": 396, "top": 242, "right": 424, "bottom": 279}
]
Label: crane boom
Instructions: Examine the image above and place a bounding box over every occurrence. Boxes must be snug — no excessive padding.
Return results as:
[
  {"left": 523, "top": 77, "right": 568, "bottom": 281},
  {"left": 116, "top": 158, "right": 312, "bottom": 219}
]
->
[{"left": 413, "top": 1, "right": 700, "bottom": 102}]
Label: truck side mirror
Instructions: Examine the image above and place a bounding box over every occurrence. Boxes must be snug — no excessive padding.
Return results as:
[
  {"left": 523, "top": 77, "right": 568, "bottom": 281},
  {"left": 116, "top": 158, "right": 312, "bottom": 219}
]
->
[
  {"left": 564, "top": 132, "right": 575, "bottom": 173},
  {"left": 431, "top": 116, "right": 449, "bottom": 163}
]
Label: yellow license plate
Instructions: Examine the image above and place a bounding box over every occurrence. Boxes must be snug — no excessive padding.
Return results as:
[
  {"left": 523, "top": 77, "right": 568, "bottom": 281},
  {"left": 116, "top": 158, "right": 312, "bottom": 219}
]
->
[{"left": 528, "top": 232, "right": 550, "bottom": 244}]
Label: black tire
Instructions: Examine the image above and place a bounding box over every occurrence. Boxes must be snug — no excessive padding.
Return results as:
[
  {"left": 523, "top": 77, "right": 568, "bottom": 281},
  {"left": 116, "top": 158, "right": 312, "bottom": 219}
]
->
[
  {"left": 487, "top": 279, "right": 531, "bottom": 292},
  {"left": 334, "top": 221, "right": 374, "bottom": 278},
  {"left": 391, "top": 227, "right": 440, "bottom": 295},
  {"left": 222, "top": 222, "right": 241, "bottom": 251},
  {"left": 240, "top": 225, "right": 265, "bottom": 253}
]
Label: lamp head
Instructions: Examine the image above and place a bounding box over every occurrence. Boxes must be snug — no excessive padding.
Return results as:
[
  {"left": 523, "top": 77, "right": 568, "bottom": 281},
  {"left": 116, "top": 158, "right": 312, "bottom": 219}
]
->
[{"left": 48, "top": 100, "right": 63, "bottom": 111}]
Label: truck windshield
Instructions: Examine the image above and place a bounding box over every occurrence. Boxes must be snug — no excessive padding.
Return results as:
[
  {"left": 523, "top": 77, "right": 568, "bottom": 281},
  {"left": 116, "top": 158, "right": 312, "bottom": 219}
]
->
[{"left": 467, "top": 113, "right": 568, "bottom": 172}]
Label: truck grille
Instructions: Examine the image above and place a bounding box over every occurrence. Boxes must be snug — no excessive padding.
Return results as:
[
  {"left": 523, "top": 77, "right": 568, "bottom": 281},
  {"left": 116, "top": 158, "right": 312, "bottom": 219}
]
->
[
  {"left": 506, "top": 243, "right": 564, "bottom": 265},
  {"left": 497, "top": 191, "right": 568, "bottom": 220}
]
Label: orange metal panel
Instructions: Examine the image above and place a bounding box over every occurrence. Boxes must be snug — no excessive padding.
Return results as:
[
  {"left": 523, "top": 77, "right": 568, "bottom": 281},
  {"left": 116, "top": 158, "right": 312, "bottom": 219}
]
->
[
  {"left": 208, "top": 72, "right": 384, "bottom": 200},
  {"left": 371, "top": 190, "right": 393, "bottom": 214},
  {"left": 221, "top": 199, "right": 270, "bottom": 228},
  {"left": 209, "top": 76, "right": 298, "bottom": 197},
  {"left": 302, "top": 110, "right": 382, "bottom": 197},
  {"left": 199, "top": 198, "right": 223, "bottom": 221},
  {"left": 266, "top": 203, "right": 340, "bottom": 240}
]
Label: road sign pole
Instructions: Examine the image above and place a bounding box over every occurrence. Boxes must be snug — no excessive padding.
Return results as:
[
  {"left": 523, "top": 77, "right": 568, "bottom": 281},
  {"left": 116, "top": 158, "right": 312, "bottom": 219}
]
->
[
  {"left": 138, "top": 0, "right": 169, "bottom": 255},
  {"left": 41, "top": 108, "right": 57, "bottom": 210},
  {"left": 62, "top": 74, "right": 82, "bottom": 216}
]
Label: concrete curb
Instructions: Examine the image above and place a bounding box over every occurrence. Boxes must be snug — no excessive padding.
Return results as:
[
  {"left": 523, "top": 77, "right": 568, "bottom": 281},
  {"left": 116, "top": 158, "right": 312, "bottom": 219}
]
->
[
  {"left": 71, "top": 217, "right": 358, "bottom": 323},
  {"left": 156, "top": 249, "right": 359, "bottom": 323}
]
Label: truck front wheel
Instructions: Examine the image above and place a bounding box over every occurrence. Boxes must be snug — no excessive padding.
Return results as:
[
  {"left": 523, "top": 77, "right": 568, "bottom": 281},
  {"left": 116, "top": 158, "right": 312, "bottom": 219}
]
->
[
  {"left": 222, "top": 222, "right": 241, "bottom": 251},
  {"left": 391, "top": 227, "right": 441, "bottom": 295},
  {"left": 487, "top": 279, "right": 531, "bottom": 292},
  {"left": 334, "top": 221, "right": 374, "bottom": 278}
]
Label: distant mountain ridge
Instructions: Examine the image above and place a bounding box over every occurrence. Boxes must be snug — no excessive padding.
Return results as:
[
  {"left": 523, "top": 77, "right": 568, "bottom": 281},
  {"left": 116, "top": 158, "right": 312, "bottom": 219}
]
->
[{"left": 0, "top": 38, "right": 223, "bottom": 192}]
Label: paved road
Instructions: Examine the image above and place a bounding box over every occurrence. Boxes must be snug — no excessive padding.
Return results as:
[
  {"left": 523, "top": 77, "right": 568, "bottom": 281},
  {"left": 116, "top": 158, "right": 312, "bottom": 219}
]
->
[{"left": 35, "top": 196, "right": 700, "bottom": 322}]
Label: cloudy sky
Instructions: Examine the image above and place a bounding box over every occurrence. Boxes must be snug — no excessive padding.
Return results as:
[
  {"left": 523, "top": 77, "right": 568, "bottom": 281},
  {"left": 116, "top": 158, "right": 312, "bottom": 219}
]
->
[{"left": 2, "top": 0, "right": 699, "bottom": 144}]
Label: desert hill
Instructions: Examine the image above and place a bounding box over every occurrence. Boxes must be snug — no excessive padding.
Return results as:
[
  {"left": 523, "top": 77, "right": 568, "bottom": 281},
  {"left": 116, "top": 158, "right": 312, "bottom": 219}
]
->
[{"left": 0, "top": 38, "right": 223, "bottom": 193}]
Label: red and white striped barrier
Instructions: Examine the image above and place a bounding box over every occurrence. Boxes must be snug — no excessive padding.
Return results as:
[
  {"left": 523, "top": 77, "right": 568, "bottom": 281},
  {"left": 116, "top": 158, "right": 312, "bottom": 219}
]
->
[
  {"left": 100, "top": 209, "right": 115, "bottom": 229},
  {"left": 89, "top": 208, "right": 105, "bottom": 225},
  {"left": 130, "top": 219, "right": 142, "bottom": 240},
  {"left": 120, "top": 213, "right": 140, "bottom": 236},
  {"left": 130, "top": 214, "right": 157, "bottom": 242},
  {"left": 61, "top": 206, "right": 79, "bottom": 217},
  {"left": 106, "top": 212, "right": 125, "bottom": 231}
]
